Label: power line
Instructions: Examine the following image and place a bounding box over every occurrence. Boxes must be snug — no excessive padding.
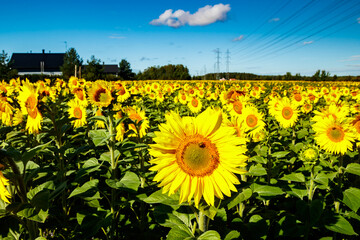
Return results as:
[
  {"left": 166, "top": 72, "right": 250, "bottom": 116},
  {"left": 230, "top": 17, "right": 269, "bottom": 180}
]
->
[
  {"left": 214, "top": 48, "right": 221, "bottom": 79},
  {"left": 226, "top": 49, "right": 230, "bottom": 79},
  {"left": 232, "top": 0, "right": 320, "bottom": 57},
  {"left": 238, "top": 8, "right": 360, "bottom": 65},
  {"left": 232, "top": 0, "right": 360, "bottom": 65}
]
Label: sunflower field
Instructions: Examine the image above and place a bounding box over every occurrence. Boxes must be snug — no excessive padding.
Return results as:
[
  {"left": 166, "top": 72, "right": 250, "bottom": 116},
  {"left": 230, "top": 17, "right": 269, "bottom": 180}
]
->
[{"left": 0, "top": 77, "right": 360, "bottom": 240}]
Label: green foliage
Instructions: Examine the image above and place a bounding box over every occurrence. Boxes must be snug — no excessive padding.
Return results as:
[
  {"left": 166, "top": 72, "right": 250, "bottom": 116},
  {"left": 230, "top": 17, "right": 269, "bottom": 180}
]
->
[
  {"left": 60, "top": 47, "right": 83, "bottom": 80},
  {"left": 0, "top": 50, "right": 17, "bottom": 80},
  {"left": 83, "top": 55, "right": 104, "bottom": 81},
  {"left": 118, "top": 59, "right": 135, "bottom": 80},
  {"left": 137, "top": 64, "right": 191, "bottom": 80}
]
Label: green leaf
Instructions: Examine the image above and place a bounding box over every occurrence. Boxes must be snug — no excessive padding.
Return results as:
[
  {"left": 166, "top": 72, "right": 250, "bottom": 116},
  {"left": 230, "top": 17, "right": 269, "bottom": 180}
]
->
[
  {"left": 16, "top": 204, "right": 49, "bottom": 223},
  {"left": 27, "top": 181, "right": 55, "bottom": 200},
  {"left": 143, "top": 190, "right": 179, "bottom": 205},
  {"left": 314, "top": 172, "right": 329, "bottom": 186},
  {"left": 286, "top": 186, "right": 307, "bottom": 200},
  {"left": 68, "top": 179, "right": 99, "bottom": 199},
  {"left": 345, "top": 163, "right": 360, "bottom": 176},
  {"left": 296, "top": 129, "right": 308, "bottom": 139},
  {"left": 251, "top": 183, "right": 284, "bottom": 197},
  {"left": 249, "top": 155, "right": 267, "bottom": 164},
  {"left": 271, "top": 151, "right": 289, "bottom": 158},
  {"left": 310, "top": 199, "right": 324, "bottom": 226},
  {"left": 166, "top": 226, "right": 194, "bottom": 240},
  {"left": 343, "top": 187, "right": 360, "bottom": 212},
  {"left": 280, "top": 172, "right": 305, "bottom": 182},
  {"left": 325, "top": 214, "right": 358, "bottom": 235},
  {"left": 224, "top": 230, "right": 241, "bottom": 240},
  {"left": 106, "top": 171, "right": 140, "bottom": 192},
  {"left": 198, "top": 230, "right": 221, "bottom": 240},
  {"left": 22, "top": 141, "right": 53, "bottom": 163},
  {"left": 88, "top": 130, "right": 110, "bottom": 146},
  {"left": 227, "top": 188, "right": 252, "bottom": 209},
  {"left": 246, "top": 164, "right": 267, "bottom": 176},
  {"left": 30, "top": 190, "right": 50, "bottom": 211}
]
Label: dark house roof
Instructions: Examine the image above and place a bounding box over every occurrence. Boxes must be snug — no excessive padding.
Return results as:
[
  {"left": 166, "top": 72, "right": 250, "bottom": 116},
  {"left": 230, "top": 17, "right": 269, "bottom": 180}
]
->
[
  {"left": 82, "top": 64, "right": 119, "bottom": 74},
  {"left": 10, "top": 50, "right": 65, "bottom": 73},
  {"left": 103, "top": 65, "right": 119, "bottom": 74}
]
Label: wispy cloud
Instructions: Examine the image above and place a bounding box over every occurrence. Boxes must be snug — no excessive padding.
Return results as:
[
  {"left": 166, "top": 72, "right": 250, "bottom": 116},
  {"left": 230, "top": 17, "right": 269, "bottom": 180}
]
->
[
  {"left": 346, "top": 64, "right": 360, "bottom": 67},
  {"left": 109, "top": 34, "right": 126, "bottom": 39},
  {"left": 303, "top": 41, "right": 313, "bottom": 45},
  {"left": 150, "top": 4, "right": 231, "bottom": 28},
  {"left": 357, "top": 17, "right": 360, "bottom": 23},
  {"left": 233, "top": 35, "right": 244, "bottom": 42},
  {"left": 340, "top": 55, "right": 360, "bottom": 62},
  {"left": 140, "top": 57, "right": 158, "bottom": 61},
  {"left": 269, "top": 18, "right": 280, "bottom": 22}
]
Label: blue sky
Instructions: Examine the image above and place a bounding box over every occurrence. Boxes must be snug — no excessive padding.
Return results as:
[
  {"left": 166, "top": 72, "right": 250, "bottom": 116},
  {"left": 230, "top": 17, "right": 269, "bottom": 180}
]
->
[{"left": 1, "top": 0, "right": 360, "bottom": 76}]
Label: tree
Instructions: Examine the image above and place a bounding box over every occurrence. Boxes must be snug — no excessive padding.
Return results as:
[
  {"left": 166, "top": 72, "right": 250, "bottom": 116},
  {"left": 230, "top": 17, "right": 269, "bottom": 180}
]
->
[
  {"left": 118, "top": 59, "right": 135, "bottom": 80},
  {"left": 0, "top": 50, "right": 17, "bottom": 80},
  {"left": 137, "top": 64, "right": 191, "bottom": 80},
  {"left": 83, "top": 55, "right": 103, "bottom": 81},
  {"left": 60, "top": 48, "right": 83, "bottom": 80}
]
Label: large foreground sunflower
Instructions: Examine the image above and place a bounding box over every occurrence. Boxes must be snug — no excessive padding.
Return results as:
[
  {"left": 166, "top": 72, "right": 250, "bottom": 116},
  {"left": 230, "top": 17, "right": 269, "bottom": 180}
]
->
[
  {"left": 149, "top": 108, "right": 248, "bottom": 207},
  {"left": 0, "top": 171, "right": 10, "bottom": 203}
]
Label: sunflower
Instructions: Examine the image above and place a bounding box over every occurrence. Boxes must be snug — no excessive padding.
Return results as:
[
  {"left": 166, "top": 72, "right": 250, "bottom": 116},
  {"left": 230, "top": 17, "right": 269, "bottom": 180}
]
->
[
  {"left": 115, "top": 82, "right": 131, "bottom": 103},
  {"left": 126, "top": 107, "right": 149, "bottom": 138},
  {"left": 239, "top": 105, "right": 266, "bottom": 138},
  {"left": 0, "top": 98, "right": 13, "bottom": 126},
  {"left": 188, "top": 97, "right": 202, "bottom": 113},
  {"left": 68, "top": 99, "right": 87, "bottom": 128},
  {"left": 149, "top": 108, "right": 248, "bottom": 207},
  {"left": 87, "top": 80, "right": 113, "bottom": 108},
  {"left": 178, "top": 91, "right": 188, "bottom": 105},
  {"left": 72, "top": 87, "right": 88, "bottom": 106},
  {"left": 0, "top": 171, "right": 10, "bottom": 203},
  {"left": 274, "top": 97, "right": 299, "bottom": 128},
  {"left": 17, "top": 82, "right": 42, "bottom": 134},
  {"left": 313, "top": 116, "right": 355, "bottom": 155}
]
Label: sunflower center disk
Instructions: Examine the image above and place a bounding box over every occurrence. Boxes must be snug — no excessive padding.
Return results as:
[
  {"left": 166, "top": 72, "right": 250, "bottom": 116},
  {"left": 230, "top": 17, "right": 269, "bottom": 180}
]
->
[
  {"left": 327, "top": 126, "right": 345, "bottom": 142},
  {"left": 246, "top": 115, "right": 258, "bottom": 128},
  {"left": 73, "top": 107, "right": 83, "bottom": 119},
  {"left": 177, "top": 135, "right": 219, "bottom": 177},
  {"left": 282, "top": 107, "right": 293, "bottom": 120},
  {"left": 25, "top": 96, "right": 38, "bottom": 119}
]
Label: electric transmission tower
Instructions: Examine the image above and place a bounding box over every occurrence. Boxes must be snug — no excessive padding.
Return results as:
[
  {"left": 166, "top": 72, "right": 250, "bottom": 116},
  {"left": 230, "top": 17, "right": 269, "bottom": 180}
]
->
[
  {"left": 214, "top": 48, "right": 220, "bottom": 80},
  {"left": 226, "top": 49, "right": 230, "bottom": 80}
]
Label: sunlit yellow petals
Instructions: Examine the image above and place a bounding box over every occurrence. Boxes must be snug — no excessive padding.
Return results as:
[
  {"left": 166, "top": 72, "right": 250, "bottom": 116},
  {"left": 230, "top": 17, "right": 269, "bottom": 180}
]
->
[
  {"left": 87, "top": 80, "right": 113, "bottom": 108},
  {"left": 313, "top": 116, "right": 355, "bottom": 155},
  {"left": 149, "top": 107, "right": 248, "bottom": 207},
  {"left": 0, "top": 172, "right": 11, "bottom": 203}
]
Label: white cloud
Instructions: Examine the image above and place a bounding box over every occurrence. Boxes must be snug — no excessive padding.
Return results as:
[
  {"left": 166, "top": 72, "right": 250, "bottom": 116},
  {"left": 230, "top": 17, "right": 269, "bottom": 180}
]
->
[
  {"left": 269, "top": 18, "right": 280, "bottom": 22},
  {"left": 150, "top": 4, "right": 231, "bottom": 28},
  {"left": 340, "top": 55, "right": 360, "bottom": 62},
  {"left": 109, "top": 34, "right": 126, "bottom": 39},
  {"left": 357, "top": 17, "right": 360, "bottom": 23},
  {"left": 233, "top": 35, "right": 244, "bottom": 41},
  {"left": 346, "top": 64, "right": 360, "bottom": 67},
  {"left": 303, "top": 41, "right": 313, "bottom": 45}
]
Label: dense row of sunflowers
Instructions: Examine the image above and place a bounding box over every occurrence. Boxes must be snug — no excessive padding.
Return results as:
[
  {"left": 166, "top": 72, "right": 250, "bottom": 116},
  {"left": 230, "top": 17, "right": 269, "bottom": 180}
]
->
[{"left": 0, "top": 77, "right": 360, "bottom": 239}]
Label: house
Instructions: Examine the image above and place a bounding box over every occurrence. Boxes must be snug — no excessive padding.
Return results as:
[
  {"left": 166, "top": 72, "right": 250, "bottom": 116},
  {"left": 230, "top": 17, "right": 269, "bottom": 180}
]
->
[{"left": 10, "top": 50, "right": 65, "bottom": 75}]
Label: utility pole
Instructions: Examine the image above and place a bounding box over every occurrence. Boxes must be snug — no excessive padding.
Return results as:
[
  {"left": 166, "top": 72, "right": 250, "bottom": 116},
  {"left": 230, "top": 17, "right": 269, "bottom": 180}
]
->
[
  {"left": 64, "top": 41, "right": 68, "bottom": 51},
  {"left": 226, "top": 49, "right": 230, "bottom": 80},
  {"left": 203, "top": 65, "right": 207, "bottom": 80},
  {"left": 214, "top": 48, "right": 220, "bottom": 80}
]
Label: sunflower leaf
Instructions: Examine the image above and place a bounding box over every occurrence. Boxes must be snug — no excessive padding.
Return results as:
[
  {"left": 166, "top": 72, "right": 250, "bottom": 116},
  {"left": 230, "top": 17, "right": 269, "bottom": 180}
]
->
[
  {"left": 343, "top": 187, "right": 360, "bottom": 212},
  {"left": 345, "top": 163, "right": 360, "bottom": 176}
]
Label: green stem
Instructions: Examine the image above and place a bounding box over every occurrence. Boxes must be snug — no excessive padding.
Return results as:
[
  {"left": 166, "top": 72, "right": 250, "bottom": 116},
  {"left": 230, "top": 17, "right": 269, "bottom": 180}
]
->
[
  {"left": 198, "top": 210, "right": 208, "bottom": 233},
  {"left": 335, "top": 155, "right": 344, "bottom": 213},
  {"left": 5, "top": 155, "right": 38, "bottom": 239},
  {"left": 108, "top": 114, "right": 118, "bottom": 240},
  {"left": 308, "top": 165, "right": 315, "bottom": 201}
]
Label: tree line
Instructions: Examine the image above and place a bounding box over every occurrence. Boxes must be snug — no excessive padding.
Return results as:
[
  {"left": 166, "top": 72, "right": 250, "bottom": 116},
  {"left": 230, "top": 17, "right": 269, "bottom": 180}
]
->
[{"left": 0, "top": 49, "right": 359, "bottom": 81}]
